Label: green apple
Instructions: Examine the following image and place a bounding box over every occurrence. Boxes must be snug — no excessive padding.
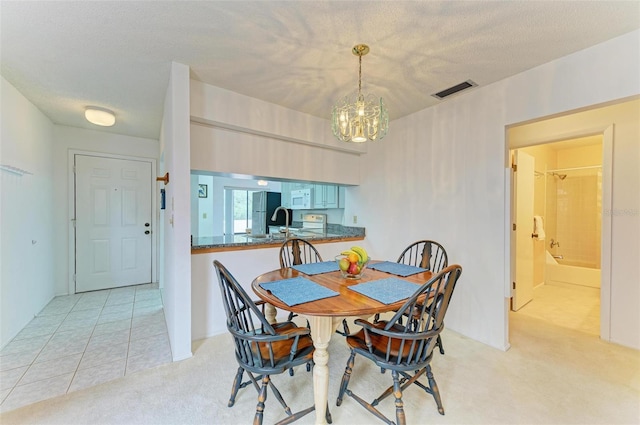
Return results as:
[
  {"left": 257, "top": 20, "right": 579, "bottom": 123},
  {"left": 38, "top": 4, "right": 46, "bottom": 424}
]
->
[{"left": 338, "top": 258, "right": 350, "bottom": 271}]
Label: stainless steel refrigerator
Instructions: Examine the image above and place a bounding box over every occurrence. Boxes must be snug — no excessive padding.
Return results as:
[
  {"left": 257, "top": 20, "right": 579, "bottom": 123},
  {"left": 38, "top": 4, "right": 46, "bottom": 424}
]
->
[{"left": 251, "top": 191, "right": 289, "bottom": 236}]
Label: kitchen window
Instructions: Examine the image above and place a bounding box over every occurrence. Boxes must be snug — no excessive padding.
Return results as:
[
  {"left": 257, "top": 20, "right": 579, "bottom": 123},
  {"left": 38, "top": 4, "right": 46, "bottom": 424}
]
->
[{"left": 224, "top": 188, "right": 259, "bottom": 234}]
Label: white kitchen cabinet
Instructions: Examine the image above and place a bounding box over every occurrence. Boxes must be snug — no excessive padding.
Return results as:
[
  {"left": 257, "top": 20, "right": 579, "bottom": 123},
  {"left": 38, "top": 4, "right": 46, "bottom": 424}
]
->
[{"left": 312, "top": 184, "right": 339, "bottom": 209}]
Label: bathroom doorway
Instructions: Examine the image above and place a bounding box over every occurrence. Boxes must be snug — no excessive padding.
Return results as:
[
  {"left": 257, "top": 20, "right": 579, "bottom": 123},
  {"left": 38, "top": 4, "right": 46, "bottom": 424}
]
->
[
  {"left": 511, "top": 136, "right": 603, "bottom": 336},
  {"left": 507, "top": 109, "right": 615, "bottom": 341}
]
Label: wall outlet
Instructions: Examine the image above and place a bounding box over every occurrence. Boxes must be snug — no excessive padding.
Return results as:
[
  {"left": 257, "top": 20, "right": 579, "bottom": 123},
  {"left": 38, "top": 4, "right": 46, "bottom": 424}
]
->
[{"left": 353, "top": 215, "right": 357, "bottom": 224}]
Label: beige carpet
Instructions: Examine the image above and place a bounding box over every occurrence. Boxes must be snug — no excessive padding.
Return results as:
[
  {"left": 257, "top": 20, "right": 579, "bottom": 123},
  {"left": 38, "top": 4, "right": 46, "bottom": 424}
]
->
[{"left": 1, "top": 311, "right": 639, "bottom": 425}]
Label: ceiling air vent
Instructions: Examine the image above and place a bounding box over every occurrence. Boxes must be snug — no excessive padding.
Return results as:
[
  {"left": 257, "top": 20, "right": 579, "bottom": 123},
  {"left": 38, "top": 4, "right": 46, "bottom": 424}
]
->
[{"left": 431, "top": 80, "right": 477, "bottom": 100}]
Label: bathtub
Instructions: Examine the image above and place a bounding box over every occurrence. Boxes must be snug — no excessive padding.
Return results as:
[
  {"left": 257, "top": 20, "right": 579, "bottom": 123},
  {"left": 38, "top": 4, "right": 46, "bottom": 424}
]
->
[{"left": 545, "top": 251, "right": 600, "bottom": 288}]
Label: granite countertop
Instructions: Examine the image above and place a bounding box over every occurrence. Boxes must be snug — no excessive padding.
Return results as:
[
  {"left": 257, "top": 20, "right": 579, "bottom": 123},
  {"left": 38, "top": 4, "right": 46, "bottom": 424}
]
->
[{"left": 191, "top": 224, "right": 365, "bottom": 252}]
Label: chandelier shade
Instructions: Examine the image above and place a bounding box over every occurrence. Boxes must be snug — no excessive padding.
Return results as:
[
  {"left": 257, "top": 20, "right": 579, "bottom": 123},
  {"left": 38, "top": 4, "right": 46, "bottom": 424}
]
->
[{"left": 332, "top": 44, "right": 388, "bottom": 143}]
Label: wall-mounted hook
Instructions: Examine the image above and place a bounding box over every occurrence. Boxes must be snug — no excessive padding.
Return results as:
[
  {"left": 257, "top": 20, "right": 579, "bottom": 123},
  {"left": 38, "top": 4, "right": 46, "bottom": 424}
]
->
[{"left": 156, "top": 172, "right": 169, "bottom": 185}]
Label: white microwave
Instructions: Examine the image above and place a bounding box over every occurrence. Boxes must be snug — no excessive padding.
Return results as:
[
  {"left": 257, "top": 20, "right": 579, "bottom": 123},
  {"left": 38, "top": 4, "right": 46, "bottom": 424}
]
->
[{"left": 290, "top": 188, "right": 313, "bottom": 209}]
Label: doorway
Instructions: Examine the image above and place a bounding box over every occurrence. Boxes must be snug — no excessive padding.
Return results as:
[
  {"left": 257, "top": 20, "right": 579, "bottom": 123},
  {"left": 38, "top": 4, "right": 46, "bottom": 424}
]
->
[
  {"left": 510, "top": 137, "right": 603, "bottom": 336},
  {"left": 507, "top": 117, "right": 613, "bottom": 342},
  {"left": 73, "top": 154, "right": 154, "bottom": 293}
]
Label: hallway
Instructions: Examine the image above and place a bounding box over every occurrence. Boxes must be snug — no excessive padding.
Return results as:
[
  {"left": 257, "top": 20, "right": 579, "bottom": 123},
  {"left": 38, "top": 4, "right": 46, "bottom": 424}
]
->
[{"left": 0, "top": 284, "right": 171, "bottom": 412}]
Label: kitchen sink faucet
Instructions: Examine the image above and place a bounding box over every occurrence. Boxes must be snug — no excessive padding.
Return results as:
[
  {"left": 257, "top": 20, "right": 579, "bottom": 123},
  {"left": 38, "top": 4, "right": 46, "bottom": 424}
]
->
[{"left": 271, "top": 206, "right": 290, "bottom": 238}]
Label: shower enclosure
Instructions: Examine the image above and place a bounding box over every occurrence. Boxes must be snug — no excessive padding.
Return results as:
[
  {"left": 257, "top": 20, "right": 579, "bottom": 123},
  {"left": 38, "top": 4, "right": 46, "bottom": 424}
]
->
[{"left": 545, "top": 166, "right": 602, "bottom": 287}]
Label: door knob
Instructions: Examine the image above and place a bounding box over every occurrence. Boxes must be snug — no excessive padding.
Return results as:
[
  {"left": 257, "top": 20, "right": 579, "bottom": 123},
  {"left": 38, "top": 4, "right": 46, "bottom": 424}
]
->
[
  {"left": 145, "top": 223, "right": 150, "bottom": 227},
  {"left": 145, "top": 230, "right": 150, "bottom": 235}
]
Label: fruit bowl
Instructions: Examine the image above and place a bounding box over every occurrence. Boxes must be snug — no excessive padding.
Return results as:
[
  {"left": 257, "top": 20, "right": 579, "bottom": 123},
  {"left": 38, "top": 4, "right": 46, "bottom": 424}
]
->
[{"left": 335, "top": 254, "right": 369, "bottom": 279}]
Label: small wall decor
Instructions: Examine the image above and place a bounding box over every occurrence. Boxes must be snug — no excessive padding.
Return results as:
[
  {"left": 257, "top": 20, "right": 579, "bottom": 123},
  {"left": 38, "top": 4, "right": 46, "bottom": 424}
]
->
[{"left": 198, "top": 184, "right": 208, "bottom": 198}]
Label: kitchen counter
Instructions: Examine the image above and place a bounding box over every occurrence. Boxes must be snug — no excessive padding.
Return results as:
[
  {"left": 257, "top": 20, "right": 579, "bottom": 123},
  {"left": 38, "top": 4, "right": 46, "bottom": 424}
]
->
[{"left": 191, "top": 225, "right": 365, "bottom": 254}]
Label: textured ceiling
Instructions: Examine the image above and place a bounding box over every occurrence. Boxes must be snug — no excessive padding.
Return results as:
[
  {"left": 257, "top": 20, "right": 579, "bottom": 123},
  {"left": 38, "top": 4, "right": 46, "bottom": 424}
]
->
[{"left": 1, "top": 1, "right": 639, "bottom": 140}]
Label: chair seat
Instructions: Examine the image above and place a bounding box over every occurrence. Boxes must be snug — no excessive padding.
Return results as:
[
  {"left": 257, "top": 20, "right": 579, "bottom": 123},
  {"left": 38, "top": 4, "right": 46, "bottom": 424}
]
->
[
  {"left": 346, "top": 321, "right": 435, "bottom": 364},
  {"left": 250, "top": 324, "right": 315, "bottom": 370}
]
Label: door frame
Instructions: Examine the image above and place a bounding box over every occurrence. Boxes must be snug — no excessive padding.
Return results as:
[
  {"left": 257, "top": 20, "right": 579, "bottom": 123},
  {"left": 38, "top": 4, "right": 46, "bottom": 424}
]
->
[
  {"left": 506, "top": 124, "right": 613, "bottom": 342},
  {"left": 68, "top": 150, "right": 158, "bottom": 294}
]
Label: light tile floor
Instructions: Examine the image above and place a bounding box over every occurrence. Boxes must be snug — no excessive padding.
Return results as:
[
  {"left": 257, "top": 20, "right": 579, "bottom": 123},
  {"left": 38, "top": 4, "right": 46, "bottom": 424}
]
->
[
  {"left": 515, "top": 282, "right": 600, "bottom": 335},
  {"left": 0, "top": 283, "right": 171, "bottom": 412}
]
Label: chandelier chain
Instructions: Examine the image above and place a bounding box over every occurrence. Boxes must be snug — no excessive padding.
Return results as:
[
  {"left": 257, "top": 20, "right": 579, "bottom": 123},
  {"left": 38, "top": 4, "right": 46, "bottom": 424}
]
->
[{"left": 358, "top": 53, "right": 362, "bottom": 96}]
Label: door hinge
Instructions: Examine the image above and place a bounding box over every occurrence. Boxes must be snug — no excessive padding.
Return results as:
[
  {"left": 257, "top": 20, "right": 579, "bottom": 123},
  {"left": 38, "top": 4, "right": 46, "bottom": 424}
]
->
[
  {"left": 512, "top": 163, "right": 517, "bottom": 172},
  {"left": 512, "top": 281, "right": 516, "bottom": 290},
  {"left": 512, "top": 223, "right": 516, "bottom": 231},
  {"left": 71, "top": 218, "right": 76, "bottom": 228},
  {"left": 73, "top": 274, "right": 76, "bottom": 282}
]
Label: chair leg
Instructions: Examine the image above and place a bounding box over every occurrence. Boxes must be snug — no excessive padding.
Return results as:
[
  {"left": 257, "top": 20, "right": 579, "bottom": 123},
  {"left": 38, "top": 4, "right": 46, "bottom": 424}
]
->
[
  {"left": 267, "top": 379, "right": 293, "bottom": 416},
  {"left": 228, "top": 367, "right": 244, "bottom": 407},
  {"left": 436, "top": 334, "right": 445, "bottom": 355},
  {"left": 426, "top": 364, "right": 444, "bottom": 415},
  {"left": 336, "top": 351, "right": 356, "bottom": 406},
  {"left": 391, "top": 370, "right": 406, "bottom": 425},
  {"left": 342, "top": 319, "right": 350, "bottom": 335},
  {"left": 255, "top": 375, "right": 270, "bottom": 425}
]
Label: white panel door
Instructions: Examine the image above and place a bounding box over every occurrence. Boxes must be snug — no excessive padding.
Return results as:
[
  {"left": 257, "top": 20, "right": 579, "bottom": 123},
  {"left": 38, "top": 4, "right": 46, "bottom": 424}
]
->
[
  {"left": 512, "top": 150, "right": 535, "bottom": 310},
  {"left": 75, "top": 155, "right": 152, "bottom": 292}
]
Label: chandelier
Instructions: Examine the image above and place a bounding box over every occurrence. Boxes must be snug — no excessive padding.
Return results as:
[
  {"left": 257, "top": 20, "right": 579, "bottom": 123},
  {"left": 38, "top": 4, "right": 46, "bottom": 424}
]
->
[{"left": 332, "top": 44, "right": 388, "bottom": 143}]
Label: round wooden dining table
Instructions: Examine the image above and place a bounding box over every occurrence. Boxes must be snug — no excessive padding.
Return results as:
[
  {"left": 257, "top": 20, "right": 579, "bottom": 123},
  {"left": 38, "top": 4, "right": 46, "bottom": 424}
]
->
[{"left": 251, "top": 263, "right": 433, "bottom": 425}]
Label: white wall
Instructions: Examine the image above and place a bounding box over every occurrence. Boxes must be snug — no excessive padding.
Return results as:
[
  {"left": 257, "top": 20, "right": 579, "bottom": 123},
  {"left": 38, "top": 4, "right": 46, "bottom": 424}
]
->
[
  {"left": 190, "top": 30, "right": 640, "bottom": 351},
  {"left": 1, "top": 76, "right": 55, "bottom": 348},
  {"left": 52, "top": 125, "right": 159, "bottom": 296},
  {"left": 159, "top": 62, "right": 192, "bottom": 361}
]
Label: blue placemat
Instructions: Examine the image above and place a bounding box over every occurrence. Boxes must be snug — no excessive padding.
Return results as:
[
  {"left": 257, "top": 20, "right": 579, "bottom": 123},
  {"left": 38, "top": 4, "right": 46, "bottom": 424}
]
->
[
  {"left": 259, "top": 277, "right": 339, "bottom": 306},
  {"left": 292, "top": 261, "right": 339, "bottom": 275},
  {"left": 369, "top": 261, "right": 428, "bottom": 277},
  {"left": 348, "top": 278, "right": 421, "bottom": 304}
]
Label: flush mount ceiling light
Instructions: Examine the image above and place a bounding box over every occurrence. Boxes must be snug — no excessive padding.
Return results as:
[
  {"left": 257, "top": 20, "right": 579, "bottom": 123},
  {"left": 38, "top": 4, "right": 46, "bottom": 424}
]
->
[
  {"left": 85, "top": 107, "right": 115, "bottom": 127},
  {"left": 257, "top": 180, "right": 268, "bottom": 186},
  {"left": 332, "top": 44, "right": 388, "bottom": 143}
]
